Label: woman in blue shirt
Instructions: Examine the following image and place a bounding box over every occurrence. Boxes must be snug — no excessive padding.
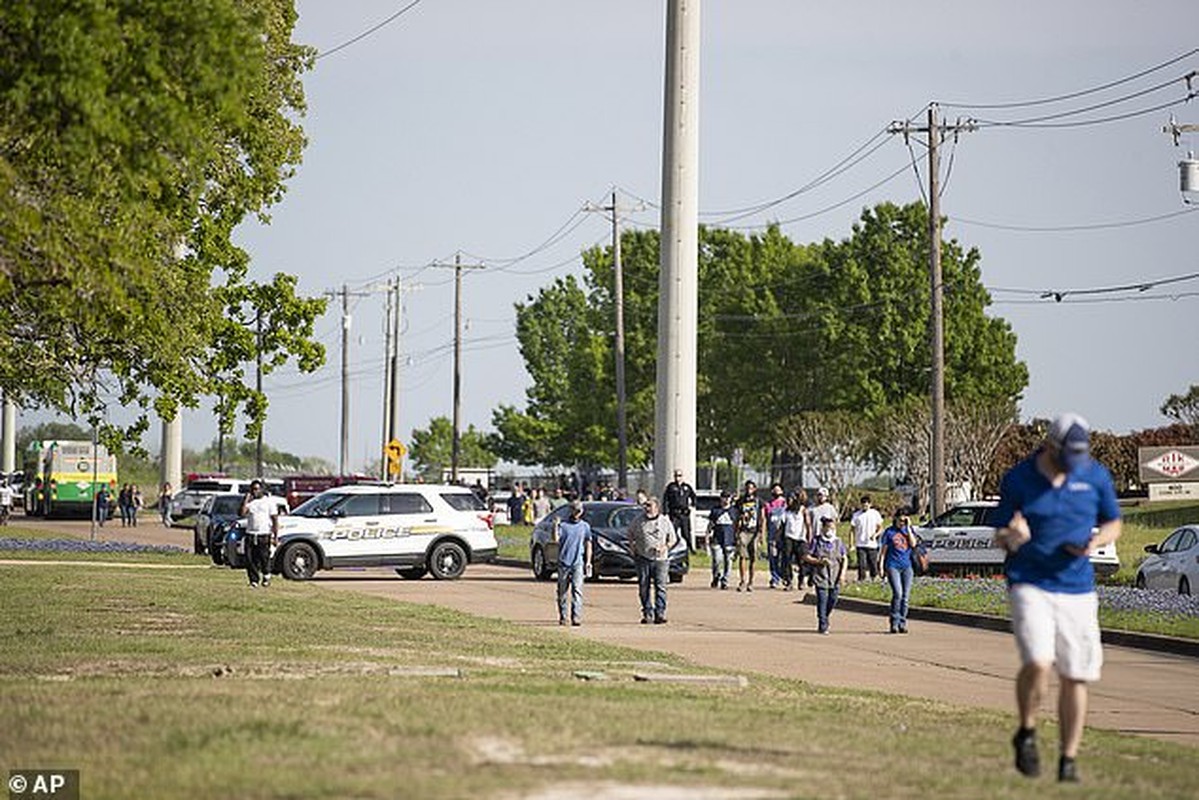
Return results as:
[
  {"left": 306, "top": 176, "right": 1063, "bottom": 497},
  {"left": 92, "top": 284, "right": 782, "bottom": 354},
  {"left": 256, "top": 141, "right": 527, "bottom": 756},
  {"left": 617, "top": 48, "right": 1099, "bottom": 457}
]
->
[{"left": 878, "top": 509, "right": 917, "bottom": 634}]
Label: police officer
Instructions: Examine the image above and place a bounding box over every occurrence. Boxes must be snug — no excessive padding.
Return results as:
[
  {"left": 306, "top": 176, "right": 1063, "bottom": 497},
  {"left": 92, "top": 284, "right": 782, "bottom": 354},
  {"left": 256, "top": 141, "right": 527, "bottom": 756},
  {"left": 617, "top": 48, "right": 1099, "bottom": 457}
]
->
[{"left": 662, "top": 469, "right": 697, "bottom": 553}]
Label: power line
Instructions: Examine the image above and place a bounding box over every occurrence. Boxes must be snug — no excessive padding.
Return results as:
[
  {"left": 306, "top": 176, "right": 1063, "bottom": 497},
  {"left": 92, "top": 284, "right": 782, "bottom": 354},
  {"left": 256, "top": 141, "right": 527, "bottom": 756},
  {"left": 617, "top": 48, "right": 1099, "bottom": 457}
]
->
[
  {"left": 993, "top": 292, "right": 1199, "bottom": 306},
  {"left": 973, "top": 92, "right": 1196, "bottom": 130},
  {"left": 954, "top": 206, "right": 1199, "bottom": 233},
  {"left": 315, "top": 0, "right": 424, "bottom": 61},
  {"left": 938, "top": 47, "right": 1199, "bottom": 110},
  {"left": 986, "top": 270, "right": 1199, "bottom": 301}
]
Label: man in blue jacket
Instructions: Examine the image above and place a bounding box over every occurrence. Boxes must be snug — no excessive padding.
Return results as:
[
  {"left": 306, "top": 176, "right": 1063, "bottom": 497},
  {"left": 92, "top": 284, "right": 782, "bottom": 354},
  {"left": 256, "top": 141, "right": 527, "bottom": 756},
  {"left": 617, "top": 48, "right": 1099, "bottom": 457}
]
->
[{"left": 993, "top": 413, "right": 1122, "bottom": 784}]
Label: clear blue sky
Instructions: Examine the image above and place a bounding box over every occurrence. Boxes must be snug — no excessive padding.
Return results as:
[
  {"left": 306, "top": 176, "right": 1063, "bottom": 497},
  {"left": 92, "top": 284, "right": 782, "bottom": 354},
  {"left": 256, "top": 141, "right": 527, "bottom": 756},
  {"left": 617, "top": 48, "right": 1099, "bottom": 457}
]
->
[{"left": 42, "top": 1, "right": 1199, "bottom": 467}]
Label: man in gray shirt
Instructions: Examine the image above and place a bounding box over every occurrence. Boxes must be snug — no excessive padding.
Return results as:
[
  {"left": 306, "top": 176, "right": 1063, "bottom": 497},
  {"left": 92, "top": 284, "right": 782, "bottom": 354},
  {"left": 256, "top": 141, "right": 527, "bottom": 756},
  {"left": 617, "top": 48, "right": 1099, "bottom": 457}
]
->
[{"left": 627, "top": 496, "right": 680, "bottom": 624}]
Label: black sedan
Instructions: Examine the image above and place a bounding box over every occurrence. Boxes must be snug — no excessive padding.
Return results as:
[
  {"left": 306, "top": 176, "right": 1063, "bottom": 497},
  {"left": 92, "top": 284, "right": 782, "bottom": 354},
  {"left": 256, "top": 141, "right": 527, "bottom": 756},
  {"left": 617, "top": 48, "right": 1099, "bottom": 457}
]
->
[{"left": 529, "top": 501, "right": 689, "bottom": 584}]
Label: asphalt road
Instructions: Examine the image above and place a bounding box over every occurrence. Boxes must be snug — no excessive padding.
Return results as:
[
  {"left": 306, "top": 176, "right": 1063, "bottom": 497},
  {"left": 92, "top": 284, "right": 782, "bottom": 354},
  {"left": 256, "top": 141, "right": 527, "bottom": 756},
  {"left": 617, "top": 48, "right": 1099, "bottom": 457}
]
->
[{"left": 11, "top": 516, "right": 1199, "bottom": 747}]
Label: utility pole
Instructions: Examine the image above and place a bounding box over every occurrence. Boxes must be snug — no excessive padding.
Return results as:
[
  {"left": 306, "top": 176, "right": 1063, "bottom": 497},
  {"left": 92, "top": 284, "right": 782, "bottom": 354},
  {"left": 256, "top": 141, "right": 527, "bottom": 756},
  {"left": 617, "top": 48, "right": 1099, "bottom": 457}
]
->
[
  {"left": 584, "top": 191, "right": 645, "bottom": 492},
  {"left": 380, "top": 279, "right": 395, "bottom": 480},
  {"left": 433, "top": 254, "right": 484, "bottom": 483},
  {"left": 255, "top": 308, "right": 264, "bottom": 480},
  {"left": 340, "top": 284, "right": 350, "bottom": 476},
  {"left": 389, "top": 278, "right": 404, "bottom": 477},
  {"left": 888, "top": 104, "right": 975, "bottom": 518}
]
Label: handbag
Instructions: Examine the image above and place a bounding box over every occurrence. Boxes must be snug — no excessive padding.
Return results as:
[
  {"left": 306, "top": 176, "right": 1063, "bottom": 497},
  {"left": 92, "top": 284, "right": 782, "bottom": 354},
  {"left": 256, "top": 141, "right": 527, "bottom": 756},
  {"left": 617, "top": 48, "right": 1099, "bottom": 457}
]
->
[{"left": 910, "top": 533, "right": 930, "bottom": 575}]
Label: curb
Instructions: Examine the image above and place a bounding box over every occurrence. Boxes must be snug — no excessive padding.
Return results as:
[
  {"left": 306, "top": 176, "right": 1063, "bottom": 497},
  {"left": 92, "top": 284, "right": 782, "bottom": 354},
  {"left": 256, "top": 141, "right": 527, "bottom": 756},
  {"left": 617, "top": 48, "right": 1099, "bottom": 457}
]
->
[{"left": 813, "top": 595, "right": 1199, "bottom": 659}]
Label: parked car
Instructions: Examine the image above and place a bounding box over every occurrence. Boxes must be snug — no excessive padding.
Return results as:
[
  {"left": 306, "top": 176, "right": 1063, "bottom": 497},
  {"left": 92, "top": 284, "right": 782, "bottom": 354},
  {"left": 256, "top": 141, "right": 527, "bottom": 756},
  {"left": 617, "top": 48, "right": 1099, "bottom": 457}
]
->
[
  {"left": 691, "top": 489, "right": 723, "bottom": 547},
  {"left": 528, "top": 501, "right": 689, "bottom": 584},
  {"left": 270, "top": 483, "right": 497, "bottom": 581},
  {"left": 170, "top": 477, "right": 255, "bottom": 525},
  {"left": 1136, "top": 525, "right": 1199, "bottom": 595},
  {"left": 206, "top": 496, "right": 290, "bottom": 566},
  {"left": 920, "top": 500, "right": 1120, "bottom": 577}
]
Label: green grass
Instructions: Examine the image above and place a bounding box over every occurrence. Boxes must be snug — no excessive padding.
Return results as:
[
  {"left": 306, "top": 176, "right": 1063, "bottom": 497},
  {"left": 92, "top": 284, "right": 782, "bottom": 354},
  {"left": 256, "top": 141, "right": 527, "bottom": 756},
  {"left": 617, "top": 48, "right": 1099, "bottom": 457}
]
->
[
  {"left": 1, "top": 556, "right": 1196, "bottom": 799},
  {"left": 841, "top": 579, "right": 1199, "bottom": 639}
]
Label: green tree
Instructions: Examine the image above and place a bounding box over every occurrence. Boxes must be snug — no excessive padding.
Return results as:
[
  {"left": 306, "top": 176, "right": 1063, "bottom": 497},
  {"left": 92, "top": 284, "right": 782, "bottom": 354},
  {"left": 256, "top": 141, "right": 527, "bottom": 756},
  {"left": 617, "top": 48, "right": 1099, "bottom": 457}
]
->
[
  {"left": 494, "top": 203, "right": 1028, "bottom": 471},
  {"left": 409, "top": 416, "right": 498, "bottom": 482},
  {"left": 0, "top": 0, "right": 321, "bottom": 446},
  {"left": 1161, "top": 384, "right": 1199, "bottom": 427}
]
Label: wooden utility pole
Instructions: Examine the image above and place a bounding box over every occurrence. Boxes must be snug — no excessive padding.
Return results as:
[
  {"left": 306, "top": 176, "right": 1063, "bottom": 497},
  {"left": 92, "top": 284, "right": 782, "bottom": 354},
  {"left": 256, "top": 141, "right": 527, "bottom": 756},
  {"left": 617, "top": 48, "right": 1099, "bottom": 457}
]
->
[
  {"left": 381, "top": 279, "right": 395, "bottom": 480},
  {"left": 585, "top": 191, "right": 645, "bottom": 492},
  {"left": 340, "top": 284, "right": 350, "bottom": 476},
  {"left": 888, "top": 104, "right": 974, "bottom": 517},
  {"left": 255, "top": 308, "right": 264, "bottom": 479},
  {"left": 433, "top": 255, "right": 484, "bottom": 483}
]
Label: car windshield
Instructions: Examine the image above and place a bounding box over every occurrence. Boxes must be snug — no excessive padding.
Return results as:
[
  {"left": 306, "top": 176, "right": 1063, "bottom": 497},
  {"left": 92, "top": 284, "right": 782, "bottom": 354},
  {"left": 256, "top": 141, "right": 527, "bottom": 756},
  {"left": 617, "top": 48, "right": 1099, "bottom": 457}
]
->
[
  {"left": 213, "top": 496, "right": 243, "bottom": 515},
  {"left": 604, "top": 505, "right": 645, "bottom": 536},
  {"left": 440, "top": 492, "right": 485, "bottom": 512},
  {"left": 291, "top": 492, "right": 348, "bottom": 517}
]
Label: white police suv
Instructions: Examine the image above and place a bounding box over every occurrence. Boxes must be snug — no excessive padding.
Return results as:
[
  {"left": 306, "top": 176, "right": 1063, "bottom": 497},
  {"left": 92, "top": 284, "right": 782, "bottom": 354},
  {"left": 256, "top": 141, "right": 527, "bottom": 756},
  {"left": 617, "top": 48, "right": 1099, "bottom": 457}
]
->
[{"left": 272, "top": 484, "right": 497, "bottom": 581}]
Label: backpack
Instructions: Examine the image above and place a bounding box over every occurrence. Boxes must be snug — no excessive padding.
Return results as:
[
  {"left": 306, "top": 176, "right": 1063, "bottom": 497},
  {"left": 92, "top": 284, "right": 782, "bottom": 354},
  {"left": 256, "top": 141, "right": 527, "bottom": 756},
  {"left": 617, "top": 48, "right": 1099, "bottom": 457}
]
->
[{"left": 911, "top": 534, "right": 930, "bottom": 575}]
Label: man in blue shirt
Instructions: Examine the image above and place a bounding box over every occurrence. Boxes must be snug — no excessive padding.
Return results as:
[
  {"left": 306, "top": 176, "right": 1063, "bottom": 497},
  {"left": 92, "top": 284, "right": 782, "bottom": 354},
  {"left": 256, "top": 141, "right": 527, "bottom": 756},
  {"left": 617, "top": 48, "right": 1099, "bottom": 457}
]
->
[
  {"left": 553, "top": 500, "right": 593, "bottom": 626},
  {"left": 993, "top": 413, "right": 1122, "bottom": 784}
]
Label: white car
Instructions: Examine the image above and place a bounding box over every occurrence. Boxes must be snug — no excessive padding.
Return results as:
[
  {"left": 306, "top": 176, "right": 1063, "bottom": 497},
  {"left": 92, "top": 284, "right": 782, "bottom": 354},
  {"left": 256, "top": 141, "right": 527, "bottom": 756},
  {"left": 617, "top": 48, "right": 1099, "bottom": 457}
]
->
[
  {"left": 690, "top": 490, "right": 723, "bottom": 547},
  {"left": 170, "top": 477, "right": 255, "bottom": 525},
  {"left": 272, "top": 483, "right": 498, "bottom": 581},
  {"left": 920, "top": 500, "right": 1120, "bottom": 578},
  {"left": 1136, "top": 525, "right": 1199, "bottom": 595}
]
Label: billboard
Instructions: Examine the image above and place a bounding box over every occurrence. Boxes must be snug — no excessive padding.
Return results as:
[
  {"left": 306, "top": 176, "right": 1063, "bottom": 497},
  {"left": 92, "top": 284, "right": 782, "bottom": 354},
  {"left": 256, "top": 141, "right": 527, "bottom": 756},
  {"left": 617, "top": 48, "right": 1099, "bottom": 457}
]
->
[{"left": 1138, "top": 446, "right": 1199, "bottom": 484}]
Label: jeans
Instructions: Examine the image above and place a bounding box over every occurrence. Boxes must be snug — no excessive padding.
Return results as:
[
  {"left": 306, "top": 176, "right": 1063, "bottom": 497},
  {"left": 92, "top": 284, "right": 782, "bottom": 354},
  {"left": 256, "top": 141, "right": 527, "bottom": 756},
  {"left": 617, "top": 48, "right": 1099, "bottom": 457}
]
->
[
  {"left": 709, "top": 542, "right": 733, "bottom": 584},
  {"left": 557, "top": 561, "right": 585, "bottom": 623},
  {"left": 767, "top": 528, "right": 783, "bottom": 584},
  {"left": 636, "top": 556, "right": 670, "bottom": 620},
  {"left": 886, "top": 565, "right": 913, "bottom": 630},
  {"left": 815, "top": 585, "right": 840, "bottom": 632},
  {"left": 245, "top": 534, "right": 272, "bottom": 585},
  {"left": 856, "top": 546, "right": 879, "bottom": 580}
]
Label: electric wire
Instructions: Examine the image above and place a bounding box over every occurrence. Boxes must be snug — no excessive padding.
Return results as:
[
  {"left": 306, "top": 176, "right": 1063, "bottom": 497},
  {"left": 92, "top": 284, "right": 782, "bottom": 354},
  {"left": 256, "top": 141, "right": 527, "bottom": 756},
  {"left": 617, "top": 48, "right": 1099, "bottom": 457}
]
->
[
  {"left": 315, "top": 0, "right": 424, "bottom": 61},
  {"left": 973, "top": 93, "right": 1196, "bottom": 129},
  {"left": 938, "top": 47, "right": 1199, "bottom": 110},
  {"left": 954, "top": 206, "right": 1199, "bottom": 233}
]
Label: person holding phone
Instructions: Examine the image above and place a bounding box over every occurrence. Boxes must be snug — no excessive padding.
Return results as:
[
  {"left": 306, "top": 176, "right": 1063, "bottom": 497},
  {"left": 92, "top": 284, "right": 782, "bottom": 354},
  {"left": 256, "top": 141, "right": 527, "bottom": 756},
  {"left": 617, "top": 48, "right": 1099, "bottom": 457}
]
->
[
  {"left": 878, "top": 509, "right": 917, "bottom": 633},
  {"left": 240, "top": 479, "right": 280, "bottom": 588}
]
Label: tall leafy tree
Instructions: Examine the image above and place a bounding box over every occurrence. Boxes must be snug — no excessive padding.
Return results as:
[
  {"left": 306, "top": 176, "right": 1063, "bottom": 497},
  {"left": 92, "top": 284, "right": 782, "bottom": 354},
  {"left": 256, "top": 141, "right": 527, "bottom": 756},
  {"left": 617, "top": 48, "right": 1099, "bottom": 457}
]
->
[
  {"left": 0, "top": 1, "right": 321, "bottom": 444},
  {"left": 409, "top": 416, "right": 498, "bottom": 482}
]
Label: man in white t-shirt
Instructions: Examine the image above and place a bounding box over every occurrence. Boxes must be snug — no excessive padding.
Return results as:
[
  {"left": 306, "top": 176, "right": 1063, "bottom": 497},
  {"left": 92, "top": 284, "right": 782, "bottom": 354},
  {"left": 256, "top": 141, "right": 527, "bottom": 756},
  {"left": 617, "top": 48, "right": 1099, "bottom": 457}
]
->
[
  {"left": 806, "top": 488, "right": 838, "bottom": 587},
  {"left": 0, "top": 480, "right": 12, "bottom": 525},
  {"left": 850, "top": 494, "right": 884, "bottom": 580},
  {"left": 241, "top": 479, "right": 280, "bottom": 588}
]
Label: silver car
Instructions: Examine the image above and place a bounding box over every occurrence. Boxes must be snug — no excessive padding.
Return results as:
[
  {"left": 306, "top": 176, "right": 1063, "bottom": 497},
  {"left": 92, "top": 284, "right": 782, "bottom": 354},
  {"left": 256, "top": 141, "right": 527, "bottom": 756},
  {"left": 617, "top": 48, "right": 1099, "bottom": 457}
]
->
[{"left": 1136, "top": 525, "right": 1199, "bottom": 595}]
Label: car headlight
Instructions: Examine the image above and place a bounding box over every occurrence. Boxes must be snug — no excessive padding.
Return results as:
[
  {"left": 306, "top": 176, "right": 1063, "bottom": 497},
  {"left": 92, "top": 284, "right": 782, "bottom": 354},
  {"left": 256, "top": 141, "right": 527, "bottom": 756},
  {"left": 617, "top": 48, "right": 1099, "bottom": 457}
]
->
[{"left": 595, "top": 537, "right": 624, "bottom": 553}]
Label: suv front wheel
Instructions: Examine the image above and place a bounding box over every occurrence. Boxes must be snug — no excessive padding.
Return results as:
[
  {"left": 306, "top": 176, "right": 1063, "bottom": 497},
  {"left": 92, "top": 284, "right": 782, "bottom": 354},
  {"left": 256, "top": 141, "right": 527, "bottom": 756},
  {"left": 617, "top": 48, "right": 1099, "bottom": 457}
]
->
[
  {"left": 428, "top": 540, "right": 467, "bottom": 580},
  {"left": 280, "top": 542, "right": 319, "bottom": 581}
]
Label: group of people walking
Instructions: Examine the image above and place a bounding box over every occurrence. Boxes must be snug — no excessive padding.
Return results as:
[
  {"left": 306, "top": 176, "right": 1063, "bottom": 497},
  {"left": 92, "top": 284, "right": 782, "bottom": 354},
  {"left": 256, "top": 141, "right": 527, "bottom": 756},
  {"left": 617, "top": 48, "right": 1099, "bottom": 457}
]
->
[{"left": 95, "top": 483, "right": 142, "bottom": 526}]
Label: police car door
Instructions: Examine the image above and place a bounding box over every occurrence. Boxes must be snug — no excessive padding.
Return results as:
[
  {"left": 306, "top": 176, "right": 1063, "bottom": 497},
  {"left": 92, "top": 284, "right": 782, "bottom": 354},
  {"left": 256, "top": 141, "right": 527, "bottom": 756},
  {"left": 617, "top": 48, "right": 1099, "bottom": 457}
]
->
[
  {"left": 381, "top": 491, "right": 443, "bottom": 559},
  {"left": 328, "top": 493, "right": 384, "bottom": 563}
]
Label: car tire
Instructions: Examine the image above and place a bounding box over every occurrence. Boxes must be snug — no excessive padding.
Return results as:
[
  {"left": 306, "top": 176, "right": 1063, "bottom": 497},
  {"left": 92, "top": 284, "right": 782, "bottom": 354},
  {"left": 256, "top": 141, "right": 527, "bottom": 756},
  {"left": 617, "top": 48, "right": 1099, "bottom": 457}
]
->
[
  {"left": 429, "top": 540, "right": 468, "bottom": 580},
  {"left": 280, "top": 542, "right": 318, "bottom": 581},
  {"left": 1135, "top": 572, "right": 1146, "bottom": 590},
  {"left": 395, "top": 566, "right": 427, "bottom": 580},
  {"left": 531, "top": 545, "right": 553, "bottom": 581},
  {"left": 1181, "top": 576, "right": 1192, "bottom": 596}
]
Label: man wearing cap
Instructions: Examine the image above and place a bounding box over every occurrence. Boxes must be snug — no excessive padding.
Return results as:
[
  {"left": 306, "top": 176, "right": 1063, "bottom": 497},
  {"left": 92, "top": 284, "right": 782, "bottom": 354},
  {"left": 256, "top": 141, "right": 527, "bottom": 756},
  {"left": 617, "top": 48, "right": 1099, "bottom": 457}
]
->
[
  {"left": 993, "top": 413, "right": 1122, "bottom": 784},
  {"left": 552, "top": 500, "right": 593, "bottom": 626},
  {"left": 807, "top": 488, "right": 837, "bottom": 587},
  {"left": 662, "top": 469, "right": 698, "bottom": 553}
]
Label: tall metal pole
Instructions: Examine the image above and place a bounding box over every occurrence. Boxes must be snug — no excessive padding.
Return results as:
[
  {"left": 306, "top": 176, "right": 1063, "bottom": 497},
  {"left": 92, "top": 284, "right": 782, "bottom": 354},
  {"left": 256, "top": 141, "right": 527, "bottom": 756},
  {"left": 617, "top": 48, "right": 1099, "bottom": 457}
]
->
[
  {"left": 611, "top": 190, "right": 629, "bottom": 492},
  {"left": 928, "top": 104, "right": 947, "bottom": 518},
  {"left": 389, "top": 278, "right": 403, "bottom": 478},
  {"left": 255, "top": 309, "right": 264, "bottom": 480},
  {"left": 653, "top": 0, "right": 701, "bottom": 495},
  {"left": 340, "top": 284, "right": 350, "bottom": 476},
  {"left": 1, "top": 393, "right": 15, "bottom": 475},
  {"left": 451, "top": 255, "right": 463, "bottom": 483},
  {"left": 381, "top": 279, "right": 395, "bottom": 480}
]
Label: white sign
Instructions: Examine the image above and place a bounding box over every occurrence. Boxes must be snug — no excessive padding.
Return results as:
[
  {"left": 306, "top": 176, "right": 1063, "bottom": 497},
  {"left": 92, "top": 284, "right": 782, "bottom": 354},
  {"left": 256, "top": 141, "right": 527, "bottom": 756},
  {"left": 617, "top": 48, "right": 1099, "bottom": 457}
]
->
[
  {"left": 1148, "top": 482, "right": 1199, "bottom": 501},
  {"left": 1143, "top": 449, "right": 1199, "bottom": 479}
]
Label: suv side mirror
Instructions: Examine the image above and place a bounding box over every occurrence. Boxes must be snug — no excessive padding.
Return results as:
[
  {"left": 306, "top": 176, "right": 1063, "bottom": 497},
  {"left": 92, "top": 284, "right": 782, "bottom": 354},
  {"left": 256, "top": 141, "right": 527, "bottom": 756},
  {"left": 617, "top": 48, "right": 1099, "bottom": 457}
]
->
[{"left": 1143, "top": 544, "right": 1159, "bottom": 554}]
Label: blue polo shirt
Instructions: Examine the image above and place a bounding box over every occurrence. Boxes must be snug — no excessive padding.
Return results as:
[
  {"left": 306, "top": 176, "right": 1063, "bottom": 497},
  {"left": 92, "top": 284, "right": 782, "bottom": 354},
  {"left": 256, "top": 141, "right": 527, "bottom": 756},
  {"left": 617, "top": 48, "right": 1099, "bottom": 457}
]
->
[
  {"left": 556, "top": 519, "right": 592, "bottom": 568},
  {"left": 993, "top": 450, "right": 1120, "bottom": 594}
]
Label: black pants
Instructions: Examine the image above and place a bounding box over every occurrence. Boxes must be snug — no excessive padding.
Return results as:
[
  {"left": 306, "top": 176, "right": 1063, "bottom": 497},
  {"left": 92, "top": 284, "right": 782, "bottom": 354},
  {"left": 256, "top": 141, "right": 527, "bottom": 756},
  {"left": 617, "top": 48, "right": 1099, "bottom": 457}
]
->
[
  {"left": 669, "top": 512, "right": 693, "bottom": 551},
  {"left": 245, "top": 534, "right": 273, "bottom": 585},
  {"left": 779, "top": 537, "right": 807, "bottom": 586},
  {"left": 856, "top": 546, "right": 880, "bottom": 580}
]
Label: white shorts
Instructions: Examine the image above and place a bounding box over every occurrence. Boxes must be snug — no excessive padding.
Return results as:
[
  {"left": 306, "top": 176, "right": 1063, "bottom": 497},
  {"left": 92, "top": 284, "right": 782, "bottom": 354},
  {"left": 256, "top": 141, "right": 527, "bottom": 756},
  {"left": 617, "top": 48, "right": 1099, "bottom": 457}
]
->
[{"left": 1009, "top": 584, "right": 1102, "bottom": 682}]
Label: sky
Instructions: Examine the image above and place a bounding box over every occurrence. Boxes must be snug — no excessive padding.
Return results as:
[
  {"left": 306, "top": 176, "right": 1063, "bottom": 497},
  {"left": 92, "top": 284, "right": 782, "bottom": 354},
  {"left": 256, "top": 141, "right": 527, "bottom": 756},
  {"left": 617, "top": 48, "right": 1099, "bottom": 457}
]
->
[{"left": 30, "top": 1, "right": 1199, "bottom": 469}]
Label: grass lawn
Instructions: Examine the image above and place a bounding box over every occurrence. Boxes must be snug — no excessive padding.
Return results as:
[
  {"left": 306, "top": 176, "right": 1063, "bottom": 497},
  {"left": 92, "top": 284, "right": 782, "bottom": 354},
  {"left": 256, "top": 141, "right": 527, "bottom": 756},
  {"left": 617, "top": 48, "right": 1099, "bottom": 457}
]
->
[{"left": 2, "top": 554, "right": 1196, "bottom": 799}]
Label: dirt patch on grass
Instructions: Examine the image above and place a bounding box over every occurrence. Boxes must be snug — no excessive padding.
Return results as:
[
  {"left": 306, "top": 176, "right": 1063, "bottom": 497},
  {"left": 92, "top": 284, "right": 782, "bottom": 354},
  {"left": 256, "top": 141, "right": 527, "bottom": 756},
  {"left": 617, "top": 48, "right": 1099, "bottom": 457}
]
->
[
  {"left": 28, "top": 659, "right": 461, "bottom": 682},
  {"left": 517, "top": 783, "right": 785, "bottom": 800}
]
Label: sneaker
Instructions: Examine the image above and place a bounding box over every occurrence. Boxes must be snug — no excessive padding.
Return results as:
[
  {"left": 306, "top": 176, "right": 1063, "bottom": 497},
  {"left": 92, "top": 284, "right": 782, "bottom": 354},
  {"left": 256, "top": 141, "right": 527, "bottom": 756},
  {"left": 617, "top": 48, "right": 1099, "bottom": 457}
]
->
[
  {"left": 559, "top": 618, "right": 567, "bottom": 626},
  {"left": 571, "top": 619, "right": 581, "bottom": 627},
  {"left": 898, "top": 624, "right": 908, "bottom": 634},
  {"left": 737, "top": 583, "right": 745, "bottom": 592},
  {"left": 654, "top": 616, "right": 667, "bottom": 624},
  {"left": 1058, "top": 756, "right": 1078, "bottom": 783},
  {"left": 746, "top": 584, "right": 754, "bottom": 593},
  {"left": 710, "top": 576, "right": 719, "bottom": 588},
  {"left": 719, "top": 580, "right": 728, "bottom": 590},
  {"left": 641, "top": 616, "right": 652, "bottom": 624},
  {"left": 888, "top": 626, "right": 899, "bottom": 634},
  {"left": 249, "top": 582, "right": 259, "bottom": 588},
  {"left": 1012, "top": 729, "right": 1040, "bottom": 778},
  {"left": 782, "top": 583, "right": 792, "bottom": 592},
  {"left": 262, "top": 577, "right": 270, "bottom": 587},
  {"left": 768, "top": 579, "right": 778, "bottom": 589}
]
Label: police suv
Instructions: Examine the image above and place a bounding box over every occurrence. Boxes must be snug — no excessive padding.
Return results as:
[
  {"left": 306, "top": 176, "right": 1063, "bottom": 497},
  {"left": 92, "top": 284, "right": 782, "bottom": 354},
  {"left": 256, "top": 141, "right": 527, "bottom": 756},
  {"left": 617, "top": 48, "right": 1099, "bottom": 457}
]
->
[
  {"left": 920, "top": 500, "right": 1120, "bottom": 577},
  {"left": 272, "top": 483, "right": 497, "bottom": 581}
]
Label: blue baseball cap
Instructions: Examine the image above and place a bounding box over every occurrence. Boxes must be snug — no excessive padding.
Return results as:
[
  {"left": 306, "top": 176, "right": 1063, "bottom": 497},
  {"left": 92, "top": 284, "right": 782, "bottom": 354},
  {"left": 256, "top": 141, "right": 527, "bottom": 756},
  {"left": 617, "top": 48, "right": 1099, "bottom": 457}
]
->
[{"left": 1048, "top": 412, "right": 1091, "bottom": 472}]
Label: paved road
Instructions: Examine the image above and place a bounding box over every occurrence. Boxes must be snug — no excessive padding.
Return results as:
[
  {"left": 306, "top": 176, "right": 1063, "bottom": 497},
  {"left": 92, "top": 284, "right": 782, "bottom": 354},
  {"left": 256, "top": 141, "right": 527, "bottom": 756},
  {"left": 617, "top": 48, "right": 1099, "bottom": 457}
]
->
[{"left": 11, "top": 517, "right": 1199, "bottom": 746}]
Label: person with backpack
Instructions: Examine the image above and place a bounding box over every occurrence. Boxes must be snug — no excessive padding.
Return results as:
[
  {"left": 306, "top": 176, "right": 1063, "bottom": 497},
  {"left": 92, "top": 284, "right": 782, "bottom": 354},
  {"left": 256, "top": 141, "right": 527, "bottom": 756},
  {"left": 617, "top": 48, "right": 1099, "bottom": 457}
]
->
[{"left": 878, "top": 509, "right": 918, "bottom": 634}]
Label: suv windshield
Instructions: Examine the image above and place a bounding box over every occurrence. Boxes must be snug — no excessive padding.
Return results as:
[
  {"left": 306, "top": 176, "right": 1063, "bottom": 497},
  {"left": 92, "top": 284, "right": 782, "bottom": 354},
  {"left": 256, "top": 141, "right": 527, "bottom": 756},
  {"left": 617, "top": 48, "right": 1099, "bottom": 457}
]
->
[{"left": 292, "top": 492, "right": 348, "bottom": 518}]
